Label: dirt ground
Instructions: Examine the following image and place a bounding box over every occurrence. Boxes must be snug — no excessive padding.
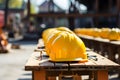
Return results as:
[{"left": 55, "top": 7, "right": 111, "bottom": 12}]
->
[{"left": 0, "top": 40, "right": 119, "bottom": 80}]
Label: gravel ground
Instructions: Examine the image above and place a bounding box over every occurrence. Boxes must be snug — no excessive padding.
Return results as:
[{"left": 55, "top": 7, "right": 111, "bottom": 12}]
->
[{"left": 0, "top": 40, "right": 119, "bottom": 80}]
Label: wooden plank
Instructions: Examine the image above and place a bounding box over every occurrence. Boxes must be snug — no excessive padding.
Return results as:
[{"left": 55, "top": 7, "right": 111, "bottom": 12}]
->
[
  {"left": 107, "top": 45, "right": 116, "bottom": 61},
  {"left": 96, "top": 70, "right": 108, "bottom": 80},
  {"left": 118, "top": 47, "right": 120, "bottom": 77},
  {"left": 110, "top": 41, "right": 120, "bottom": 45},
  {"left": 33, "top": 71, "right": 46, "bottom": 80},
  {"left": 87, "top": 51, "right": 119, "bottom": 66},
  {"left": 25, "top": 50, "right": 120, "bottom": 71},
  {"left": 25, "top": 52, "right": 41, "bottom": 70},
  {"left": 37, "top": 39, "right": 45, "bottom": 48},
  {"left": 48, "top": 77, "right": 56, "bottom": 80},
  {"left": 25, "top": 38, "right": 120, "bottom": 71},
  {"left": 78, "top": 34, "right": 120, "bottom": 45},
  {"left": 30, "top": 13, "right": 117, "bottom": 18},
  {"left": 25, "top": 38, "right": 120, "bottom": 80}
]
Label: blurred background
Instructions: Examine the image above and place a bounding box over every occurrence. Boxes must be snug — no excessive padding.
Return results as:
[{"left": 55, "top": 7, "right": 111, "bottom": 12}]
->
[
  {"left": 0, "top": 0, "right": 120, "bottom": 40},
  {"left": 0, "top": 0, "right": 120, "bottom": 80}
]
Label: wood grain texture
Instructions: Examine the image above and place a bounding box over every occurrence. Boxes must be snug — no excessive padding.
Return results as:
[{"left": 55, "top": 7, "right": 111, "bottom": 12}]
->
[
  {"left": 25, "top": 39, "right": 120, "bottom": 80},
  {"left": 25, "top": 39, "right": 120, "bottom": 71}
]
